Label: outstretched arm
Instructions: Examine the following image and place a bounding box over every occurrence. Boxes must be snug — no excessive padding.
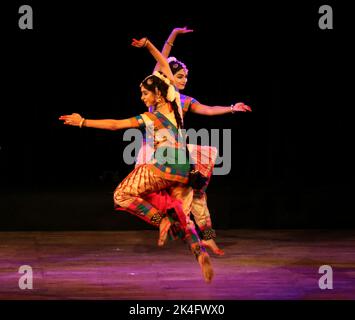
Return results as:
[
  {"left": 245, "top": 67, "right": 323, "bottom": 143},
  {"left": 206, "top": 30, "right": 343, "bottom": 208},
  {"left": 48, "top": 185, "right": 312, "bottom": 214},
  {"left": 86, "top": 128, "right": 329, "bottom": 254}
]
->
[
  {"left": 153, "top": 27, "right": 194, "bottom": 72},
  {"left": 132, "top": 37, "right": 175, "bottom": 84},
  {"left": 59, "top": 113, "right": 139, "bottom": 130},
  {"left": 190, "top": 101, "right": 252, "bottom": 116}
]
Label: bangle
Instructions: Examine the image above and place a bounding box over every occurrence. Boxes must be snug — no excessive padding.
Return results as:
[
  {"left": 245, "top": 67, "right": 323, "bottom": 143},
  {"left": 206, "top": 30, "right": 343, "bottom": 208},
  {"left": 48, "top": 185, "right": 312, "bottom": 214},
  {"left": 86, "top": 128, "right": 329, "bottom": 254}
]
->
[
  {"left": 230, "top": 105, "right": 235, "bottom": 114},
  {"left": 166, "top": 41, "right": 174, "bottom": 47},
  {"left": 143, "top": 38, "right": 149, "bottom": 48},
  {"left": 79, "top": 118, "right": 85, "bottom": 128}
]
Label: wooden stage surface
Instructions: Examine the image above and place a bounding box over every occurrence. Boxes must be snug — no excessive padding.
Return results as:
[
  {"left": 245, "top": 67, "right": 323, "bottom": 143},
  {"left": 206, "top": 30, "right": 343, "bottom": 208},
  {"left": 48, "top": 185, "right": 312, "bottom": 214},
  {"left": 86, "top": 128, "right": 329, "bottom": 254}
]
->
[{"left": 0, "top": 230, "right": 354, "bottom": 300}]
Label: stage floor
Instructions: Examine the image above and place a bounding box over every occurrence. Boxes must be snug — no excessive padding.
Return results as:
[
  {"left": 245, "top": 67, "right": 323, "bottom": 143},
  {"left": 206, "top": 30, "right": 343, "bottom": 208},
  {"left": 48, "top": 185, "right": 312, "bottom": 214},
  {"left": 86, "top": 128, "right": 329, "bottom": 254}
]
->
[{"left": 0, "top": 230, "right": 354, "bottom": 299}]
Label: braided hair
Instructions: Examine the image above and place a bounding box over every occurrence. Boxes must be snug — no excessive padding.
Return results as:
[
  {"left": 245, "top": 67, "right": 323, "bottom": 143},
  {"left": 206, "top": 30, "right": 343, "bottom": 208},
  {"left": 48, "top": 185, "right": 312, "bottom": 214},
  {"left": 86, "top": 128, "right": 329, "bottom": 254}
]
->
[{"left": 141, "top": 75, "right": 184, "bottom": 129}]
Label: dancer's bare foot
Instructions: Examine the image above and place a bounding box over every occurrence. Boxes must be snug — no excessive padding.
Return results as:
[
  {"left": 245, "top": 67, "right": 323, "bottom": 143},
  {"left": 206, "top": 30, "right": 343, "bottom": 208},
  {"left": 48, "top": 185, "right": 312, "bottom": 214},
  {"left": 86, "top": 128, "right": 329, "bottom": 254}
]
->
[
  {"left": 198, "top": 251, "right": 214, "bottom": 283},
  {"left": 158, "top": 217, "right": 171, "bottom": 247},
  {"left": 201, "top": 239, "right": 225, "bottom": 256}
]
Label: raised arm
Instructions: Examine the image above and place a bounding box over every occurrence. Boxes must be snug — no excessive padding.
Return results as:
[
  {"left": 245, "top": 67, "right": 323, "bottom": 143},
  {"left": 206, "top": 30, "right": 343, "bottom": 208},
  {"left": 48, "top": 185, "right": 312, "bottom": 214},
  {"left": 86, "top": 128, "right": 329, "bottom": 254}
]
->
[
  {"left": 153, "top": 27, "right": 194, "bottom": 72},
  {"left": 59, "top": 113, "right": 139, "bottom": 130},
  {"left": 190, "top": 101, "right": 252, "bottom": 116},
  {"left": 132, "top": 37, "right": 175, "bottom": 84}
]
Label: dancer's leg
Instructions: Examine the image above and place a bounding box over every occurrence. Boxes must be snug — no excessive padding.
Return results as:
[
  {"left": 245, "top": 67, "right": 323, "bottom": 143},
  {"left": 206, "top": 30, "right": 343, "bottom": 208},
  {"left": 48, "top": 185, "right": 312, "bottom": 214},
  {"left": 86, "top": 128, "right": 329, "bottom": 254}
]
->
[
  {"left": 115, "top": 166, "right": 214, "bottom": 282},
  {"left": 113, "top": 165, "right": 174, "bottom": 227},
  {"left": 185, "top": 219, "right": 214, "bottom": 283},
  {"left": 191, "top": 192, "right": 224, "bottom": 256},
  {"left": 170, "top": 186, "right": 214, "bottom": 283}
]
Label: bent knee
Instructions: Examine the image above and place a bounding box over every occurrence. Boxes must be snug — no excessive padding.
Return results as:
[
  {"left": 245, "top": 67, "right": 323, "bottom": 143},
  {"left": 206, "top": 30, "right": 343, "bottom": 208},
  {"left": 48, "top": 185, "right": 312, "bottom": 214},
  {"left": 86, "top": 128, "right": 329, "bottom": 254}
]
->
[{"left": 113, "top": 190, "right": 129, "bottom": 207}]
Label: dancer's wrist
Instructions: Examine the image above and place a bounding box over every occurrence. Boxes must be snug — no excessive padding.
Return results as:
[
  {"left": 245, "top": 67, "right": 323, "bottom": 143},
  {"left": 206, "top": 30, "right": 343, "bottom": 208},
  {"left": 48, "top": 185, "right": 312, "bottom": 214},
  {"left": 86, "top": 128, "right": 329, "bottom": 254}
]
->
[
  {"left": 142, "top": 37, "right": 149, "bottom": 48},
  {"left": 79, "top": 118, "right": 86, "bottom": 128}
]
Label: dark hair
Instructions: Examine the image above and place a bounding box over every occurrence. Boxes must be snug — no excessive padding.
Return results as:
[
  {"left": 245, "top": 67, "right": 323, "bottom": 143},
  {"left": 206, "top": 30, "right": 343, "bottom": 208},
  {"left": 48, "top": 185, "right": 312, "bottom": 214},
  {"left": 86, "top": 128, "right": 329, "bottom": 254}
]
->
[
  {"left": 141, "top": 74, "right": 183, "bottom": 129},
  {"left": 168, "top": 58, "right": 188, "bottom": 76}
]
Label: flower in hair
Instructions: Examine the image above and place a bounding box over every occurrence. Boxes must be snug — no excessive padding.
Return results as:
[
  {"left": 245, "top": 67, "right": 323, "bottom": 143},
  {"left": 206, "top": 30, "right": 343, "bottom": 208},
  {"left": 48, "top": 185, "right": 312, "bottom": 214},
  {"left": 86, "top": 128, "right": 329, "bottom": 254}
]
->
[
  {"left": 152, "top": 71, "right": 183, "bottom": 125},
  {"left": 166, "top": 85, "right": 177, "bottom": 102},
  {"left": 167, "top": 56, "right": 188, "bottom": 73},
  {"left": 152, "top": 71, "right": 176, "bottom": 102}
]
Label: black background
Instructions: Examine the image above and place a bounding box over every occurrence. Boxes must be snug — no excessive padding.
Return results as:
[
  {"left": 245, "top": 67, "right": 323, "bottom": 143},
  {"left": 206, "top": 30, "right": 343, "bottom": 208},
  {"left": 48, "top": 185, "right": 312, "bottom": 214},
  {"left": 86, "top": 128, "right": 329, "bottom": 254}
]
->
[{"left": 1, "top": 1, "right": 354, "bottom": 230}]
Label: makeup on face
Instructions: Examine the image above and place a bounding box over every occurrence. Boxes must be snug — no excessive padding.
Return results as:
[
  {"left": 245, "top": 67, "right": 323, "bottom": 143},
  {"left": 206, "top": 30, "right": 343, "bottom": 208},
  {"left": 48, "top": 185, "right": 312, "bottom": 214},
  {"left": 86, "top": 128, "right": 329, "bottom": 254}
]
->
[{"left": 174, "top": 69, "right": 188, "bottom": 90}]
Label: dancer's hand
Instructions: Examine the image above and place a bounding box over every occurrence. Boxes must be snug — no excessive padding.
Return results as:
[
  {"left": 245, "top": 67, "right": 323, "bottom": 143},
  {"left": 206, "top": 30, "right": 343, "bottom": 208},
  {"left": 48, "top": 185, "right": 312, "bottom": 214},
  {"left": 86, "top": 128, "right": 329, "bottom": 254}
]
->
[
  {"left": 232, "top": 102, "right": 252, "bottom": 112},
  {"left": 59, "top": 113, "right": 83, "bottom": 126},
  {"left": 172, "top": 27, "right": 194, "bottom": 35},
  {"left": 131, "top": 37, "right": 148, "bottom": 48}
]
